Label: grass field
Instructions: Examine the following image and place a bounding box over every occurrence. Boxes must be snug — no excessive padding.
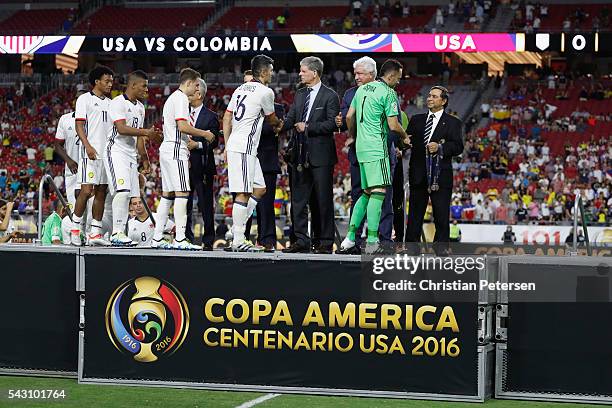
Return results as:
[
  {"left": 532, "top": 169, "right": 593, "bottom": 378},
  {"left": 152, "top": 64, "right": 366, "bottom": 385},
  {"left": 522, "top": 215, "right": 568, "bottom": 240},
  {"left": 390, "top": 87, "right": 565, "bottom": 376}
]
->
[{"left": 0, "top": 376, "right": 604, "bottom": 408}]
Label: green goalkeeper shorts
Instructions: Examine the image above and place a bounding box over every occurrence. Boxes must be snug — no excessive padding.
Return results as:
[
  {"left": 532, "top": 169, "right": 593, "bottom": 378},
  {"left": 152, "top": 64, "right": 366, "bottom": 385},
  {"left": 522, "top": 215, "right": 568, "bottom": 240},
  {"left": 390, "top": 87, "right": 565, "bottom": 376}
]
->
[{"left": 359, "top": 158, "right": 392, "bottom": 190}]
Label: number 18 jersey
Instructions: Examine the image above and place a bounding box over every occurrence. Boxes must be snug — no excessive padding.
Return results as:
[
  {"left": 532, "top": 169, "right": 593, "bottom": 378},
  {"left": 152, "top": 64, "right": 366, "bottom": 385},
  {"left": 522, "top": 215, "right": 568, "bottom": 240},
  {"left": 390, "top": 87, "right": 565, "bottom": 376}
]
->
[{"left": 225, "top": 80, "right": 275, "bottom": 156}]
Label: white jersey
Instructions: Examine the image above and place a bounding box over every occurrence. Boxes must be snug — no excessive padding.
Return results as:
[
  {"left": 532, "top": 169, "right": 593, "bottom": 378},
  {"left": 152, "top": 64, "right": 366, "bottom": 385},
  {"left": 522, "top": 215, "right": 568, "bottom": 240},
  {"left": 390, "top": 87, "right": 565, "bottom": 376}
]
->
[
  {"left": 160, "top": 89, "right": 190, "bottom": 160},
  {"left": 127, "top": 213, "right": 175, "bottom": 247},
  {"left": 108, "top": 94, "right": 145, "bottom": 162},
  {"left": 75, "top": 91, "right": 112, "bottom": 156},
  {"left": 226, "top": 81, "right": 275, "bottom": 155},
  {"left": 55, "top": 112, "right": 80, "bottom": 175}
]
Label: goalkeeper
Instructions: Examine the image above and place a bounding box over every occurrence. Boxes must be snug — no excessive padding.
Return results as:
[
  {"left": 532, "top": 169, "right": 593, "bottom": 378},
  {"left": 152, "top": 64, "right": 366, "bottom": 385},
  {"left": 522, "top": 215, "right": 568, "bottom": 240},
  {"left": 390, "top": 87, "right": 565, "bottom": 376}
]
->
[{"left": 340, "top": 59, "right": 410, "bottom": 254}]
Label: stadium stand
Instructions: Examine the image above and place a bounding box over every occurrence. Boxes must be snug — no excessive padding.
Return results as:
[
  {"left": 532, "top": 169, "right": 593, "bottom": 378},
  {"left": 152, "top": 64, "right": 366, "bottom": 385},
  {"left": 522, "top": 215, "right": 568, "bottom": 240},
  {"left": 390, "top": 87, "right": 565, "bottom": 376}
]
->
[
  {"left": 73, "top": 5, "right": 215, "bottom": 35},
  {"left": 0, "top": 9, "right": 73, "bottom": 35},
  {"left": 210, "top": 6, "right": 350, "bottom": 34},
  {"left": 511, "top": 3, "right": 610, "bottom": 31}
]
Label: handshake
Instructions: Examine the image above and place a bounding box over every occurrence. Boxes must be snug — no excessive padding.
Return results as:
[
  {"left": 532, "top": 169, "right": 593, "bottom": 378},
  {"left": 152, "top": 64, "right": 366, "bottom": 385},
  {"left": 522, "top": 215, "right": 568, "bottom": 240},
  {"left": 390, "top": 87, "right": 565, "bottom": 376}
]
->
[
  {"left": 273, "top": 119, "right": 284, "bottom": 136},
  {"left": 144, "top": 126, "right": 163, "bottom": 143}
]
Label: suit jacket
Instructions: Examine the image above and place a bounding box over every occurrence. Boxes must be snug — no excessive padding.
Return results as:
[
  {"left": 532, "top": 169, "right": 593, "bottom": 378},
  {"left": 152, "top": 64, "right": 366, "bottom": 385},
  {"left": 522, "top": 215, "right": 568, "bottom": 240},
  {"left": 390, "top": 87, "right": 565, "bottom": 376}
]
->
[
  {"left": 406, "top": 111, "right": 464, "bottom": 188},
  {"left": 257, "top": 103, "right": 285, "bottom": 174},
  {"left": 283, "top": 83, "right": 340, "bottom": 167},
  {"left": 190, "top": 105, "right": 220, "bottom": 177}
]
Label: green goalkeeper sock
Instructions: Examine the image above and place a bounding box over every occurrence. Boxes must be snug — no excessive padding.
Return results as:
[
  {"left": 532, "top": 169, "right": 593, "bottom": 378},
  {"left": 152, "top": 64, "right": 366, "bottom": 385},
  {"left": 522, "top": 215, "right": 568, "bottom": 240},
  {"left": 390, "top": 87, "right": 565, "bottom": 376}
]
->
[
  {"left": 366, "top": 192, "right": 386, "bottom": 244},
  {"left": 347, "top": 193, "right": 370, "bottom": 241}
]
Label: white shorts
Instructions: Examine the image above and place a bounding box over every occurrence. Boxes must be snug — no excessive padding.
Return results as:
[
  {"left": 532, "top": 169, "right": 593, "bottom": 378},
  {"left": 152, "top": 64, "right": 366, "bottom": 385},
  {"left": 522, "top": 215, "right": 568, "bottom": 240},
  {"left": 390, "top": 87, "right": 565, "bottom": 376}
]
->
[
  {"left": 227, "top": 151, "right": 265, "bottom": 193},
  {"left": 64, "top": 173, "right": 80, "bottom": 210},
  {"left": 78, "top": 156, "right": 108, "bottom": 186},
  {"left": 104, "top": 150, "right": 140, "bottom": 197},
  {"left": 160, "top": 155, "right": 190, "bottom": 192}
]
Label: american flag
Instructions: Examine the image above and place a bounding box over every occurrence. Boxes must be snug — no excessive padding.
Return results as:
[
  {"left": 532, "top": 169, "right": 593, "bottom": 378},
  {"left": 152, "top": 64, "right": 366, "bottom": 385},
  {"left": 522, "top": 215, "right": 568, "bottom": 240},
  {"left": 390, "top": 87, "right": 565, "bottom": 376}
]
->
[{"left": 0, "top": 36, "right": 43, "bottom": 54}]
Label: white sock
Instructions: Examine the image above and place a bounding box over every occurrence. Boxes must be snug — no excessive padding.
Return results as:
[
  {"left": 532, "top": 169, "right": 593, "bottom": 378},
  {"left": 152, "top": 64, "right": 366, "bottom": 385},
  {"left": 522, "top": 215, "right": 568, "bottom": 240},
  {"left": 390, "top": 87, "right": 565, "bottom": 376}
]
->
[
  {"left": 153, "top": 196, "right": 173, "bottom": 241},
  {"left": 246, "top": 195, "right": 259, "bottom": 218},
  {"left": 174, "top": 197, "right": 188, "bottom": 242},
  {"left": 232, "top": 201, "right": 249, "bottom": 245},
  {"left": 102, "top": 192, "right": 113, "bottom": 237},
  {"left": 85, "top": 195, "right": 94, "bottom": 233},
  {"left": 71, "top": 215, "right": 82, "bottom": 233},
  {"left": 111, "top": 192, "right": 130, "bottom": 235},
  {"left": 90, "top": 220, "right": 103, "bottom": 236}
]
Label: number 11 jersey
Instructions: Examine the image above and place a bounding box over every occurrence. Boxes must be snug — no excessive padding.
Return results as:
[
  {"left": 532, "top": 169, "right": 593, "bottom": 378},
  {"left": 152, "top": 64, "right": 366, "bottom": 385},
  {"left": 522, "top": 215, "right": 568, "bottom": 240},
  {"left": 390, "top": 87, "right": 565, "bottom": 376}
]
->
[{"left": 225, "top": 80, "right": 275, "bottom": 156}]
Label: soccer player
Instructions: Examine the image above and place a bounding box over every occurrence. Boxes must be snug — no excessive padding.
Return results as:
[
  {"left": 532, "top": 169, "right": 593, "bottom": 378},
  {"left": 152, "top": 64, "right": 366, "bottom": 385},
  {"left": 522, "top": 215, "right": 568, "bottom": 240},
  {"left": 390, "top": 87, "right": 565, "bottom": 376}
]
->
[
  {"left": 340, "top": 59, "right": 410, "bottom": 253},
  {"left": 151, "top": 68, "right": 214, "bottom": 250},
  {"left": 70, "top": 65, "right": 114, "bottom": 246},
  {"left": 223, "top": 54, "right": 283, "bottom": 252},
  {"left": 127, "top": 197, "right": 175, "bottom": 247},
  {"left": 55, "top": 89, "right": 87, "bottom": 211},
  {"left": 41, "top": 200, "right": 67, "bottom": 245},
  {"left": 105, "top": 70, "right": 161, "bottom": 246}
]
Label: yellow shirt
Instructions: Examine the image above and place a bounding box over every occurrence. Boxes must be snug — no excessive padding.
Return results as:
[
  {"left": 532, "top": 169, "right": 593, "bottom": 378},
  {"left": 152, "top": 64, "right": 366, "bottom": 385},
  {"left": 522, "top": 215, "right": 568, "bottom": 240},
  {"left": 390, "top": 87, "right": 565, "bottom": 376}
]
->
[
  {"left": 44, "top": 146, "right": 54, "bottom": 161},
  {"left": 522, "top": 194, "right": 532, "bottom": 206}
]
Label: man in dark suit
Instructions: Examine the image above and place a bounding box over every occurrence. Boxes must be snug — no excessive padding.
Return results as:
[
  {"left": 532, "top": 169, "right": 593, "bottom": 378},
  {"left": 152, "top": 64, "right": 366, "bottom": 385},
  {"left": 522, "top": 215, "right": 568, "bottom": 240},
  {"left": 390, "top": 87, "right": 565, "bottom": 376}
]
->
[
  {"left": 186, "top": 78, "right": 219, "bottom": 250},
  {"left": 282, "top": 56, "right": 340, "bottom": 254},
  {"left": 405, "top": 86, "right": 464, "bottom": 254}
]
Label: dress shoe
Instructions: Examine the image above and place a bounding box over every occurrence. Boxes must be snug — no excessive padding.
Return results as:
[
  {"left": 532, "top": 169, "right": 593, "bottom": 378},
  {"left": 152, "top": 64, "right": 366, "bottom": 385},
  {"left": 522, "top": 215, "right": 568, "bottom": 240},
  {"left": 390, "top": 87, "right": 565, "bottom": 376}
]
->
[
  {"left": 282, "top": 244, "right": 310, "bottom": 254},
  {"left": 312, "top": 245, "right": 333, "bottom": 254},
  {"left": 337, "top": 245, "right": 361, "bottom": 255},
  {"left": 202, "top": 243, "right": 213, "bottom": 251}
]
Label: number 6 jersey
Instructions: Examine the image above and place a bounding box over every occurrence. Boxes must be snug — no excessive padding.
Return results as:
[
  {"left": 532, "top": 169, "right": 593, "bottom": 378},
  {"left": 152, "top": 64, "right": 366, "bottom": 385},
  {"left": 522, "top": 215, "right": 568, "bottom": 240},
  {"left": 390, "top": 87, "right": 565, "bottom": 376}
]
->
[{"left": 225, "top": 80, "right": 275, "bottom": 156}]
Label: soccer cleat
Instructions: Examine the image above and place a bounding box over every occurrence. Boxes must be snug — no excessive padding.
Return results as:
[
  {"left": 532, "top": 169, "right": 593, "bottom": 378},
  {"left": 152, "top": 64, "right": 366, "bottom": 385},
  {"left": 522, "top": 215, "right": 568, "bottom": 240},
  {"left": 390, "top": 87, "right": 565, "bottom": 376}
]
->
[
  {"left": 110, "top": 232, "right": 136, "bottom": 247},
  {"left": 364, "top": 241, "right": 385, "bottom": 255},
  {"left": 150, "top": 238, "right": 171, "bottom": 249},
  {"left": 70, "top": 229, "right": 82, "bottom": 246},
  {"left": 171, "top": 239, "right": 202, "bottom": 251},
  {"left": 337, "top": 237, "right": 356, "bottom": 254},
  {"left": 228, "top": 241, "right": 264, "bottom": 253},
  {"left": 88, "top": 233, "right": 111, "bottom": 246}
]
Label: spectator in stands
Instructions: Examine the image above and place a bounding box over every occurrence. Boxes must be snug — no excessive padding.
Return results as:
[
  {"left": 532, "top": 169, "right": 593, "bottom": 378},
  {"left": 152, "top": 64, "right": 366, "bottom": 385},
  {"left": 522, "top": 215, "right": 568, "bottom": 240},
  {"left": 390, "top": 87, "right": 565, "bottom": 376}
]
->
[
  {"left": 352, "top": 0, "right": 362, "bottom": 17},
  {"left": 435, "top": 7, "right": 444, "bottom": 26},
  {"left": 450, "top": 199, "right": 463, "bottom": 221},
  {"left": 0, "top": 200, "right": 21, "bottom": 243}
]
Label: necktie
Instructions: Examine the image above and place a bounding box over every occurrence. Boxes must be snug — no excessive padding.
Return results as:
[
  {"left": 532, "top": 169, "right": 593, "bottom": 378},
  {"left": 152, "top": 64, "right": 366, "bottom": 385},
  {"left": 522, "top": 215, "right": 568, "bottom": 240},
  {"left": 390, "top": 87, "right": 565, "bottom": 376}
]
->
[
  {"left": 189, "top": 108, "right": 196, "bottom": 126},
  {"left": 424, "top": 113, "right": 434, "bottom": 144},
  {"left": 301, "top": 87, "right": 313, "bottom": 123}
]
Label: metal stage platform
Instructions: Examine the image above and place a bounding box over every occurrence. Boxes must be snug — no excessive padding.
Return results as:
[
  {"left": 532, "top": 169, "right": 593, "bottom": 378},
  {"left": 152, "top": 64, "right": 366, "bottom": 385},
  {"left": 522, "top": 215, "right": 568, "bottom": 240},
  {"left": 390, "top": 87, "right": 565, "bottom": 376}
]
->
[{"left": 0, "top": 245, "right": 610, "bottom": 404}]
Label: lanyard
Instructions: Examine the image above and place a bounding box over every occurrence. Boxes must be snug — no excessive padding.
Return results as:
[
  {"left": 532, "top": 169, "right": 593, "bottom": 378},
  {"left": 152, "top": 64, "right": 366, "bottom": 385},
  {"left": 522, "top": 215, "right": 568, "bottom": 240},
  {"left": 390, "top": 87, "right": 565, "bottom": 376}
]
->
[{"left": 426, "top": 141, "right": 444, "bottom": 193}]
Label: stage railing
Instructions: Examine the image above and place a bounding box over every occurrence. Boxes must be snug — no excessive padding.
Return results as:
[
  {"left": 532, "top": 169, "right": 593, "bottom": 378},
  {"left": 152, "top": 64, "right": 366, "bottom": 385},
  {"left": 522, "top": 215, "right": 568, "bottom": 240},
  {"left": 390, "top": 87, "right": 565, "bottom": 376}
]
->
[{"left": 572, "top": 193, "right": 591, "bottom": 255}]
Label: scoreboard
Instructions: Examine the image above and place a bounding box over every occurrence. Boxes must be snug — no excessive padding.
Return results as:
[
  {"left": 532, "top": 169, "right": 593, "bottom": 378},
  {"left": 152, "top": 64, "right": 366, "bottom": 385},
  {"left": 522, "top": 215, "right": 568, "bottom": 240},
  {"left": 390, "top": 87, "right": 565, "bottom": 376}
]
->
[
  {"left": 523, "top": 32, "right": 606, "bottom": 53},
  {"left": 0, "top": 33, "right": 609, "bottom": 54}
]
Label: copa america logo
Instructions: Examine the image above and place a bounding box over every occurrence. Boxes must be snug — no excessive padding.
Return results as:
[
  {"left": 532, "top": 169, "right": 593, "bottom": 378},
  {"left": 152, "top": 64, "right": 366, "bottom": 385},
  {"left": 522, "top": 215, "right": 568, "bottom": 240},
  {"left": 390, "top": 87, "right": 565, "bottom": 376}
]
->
[{"left": 105, "top": 276, "right": 189, "bottom": 363}]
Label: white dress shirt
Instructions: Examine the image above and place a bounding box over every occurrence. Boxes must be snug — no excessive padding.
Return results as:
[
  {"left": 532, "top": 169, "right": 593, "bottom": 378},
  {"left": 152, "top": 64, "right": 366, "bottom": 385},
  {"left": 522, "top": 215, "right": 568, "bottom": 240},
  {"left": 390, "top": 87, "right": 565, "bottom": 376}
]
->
[
  {"left": 426, "top": 109, "right": 444, "bottom": 143},
  {"left": 305, "top": 80, "right": 322, "bottom": 122},
  {"left": 190, "top": 104, "right": 204, "bottom": 148}
]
